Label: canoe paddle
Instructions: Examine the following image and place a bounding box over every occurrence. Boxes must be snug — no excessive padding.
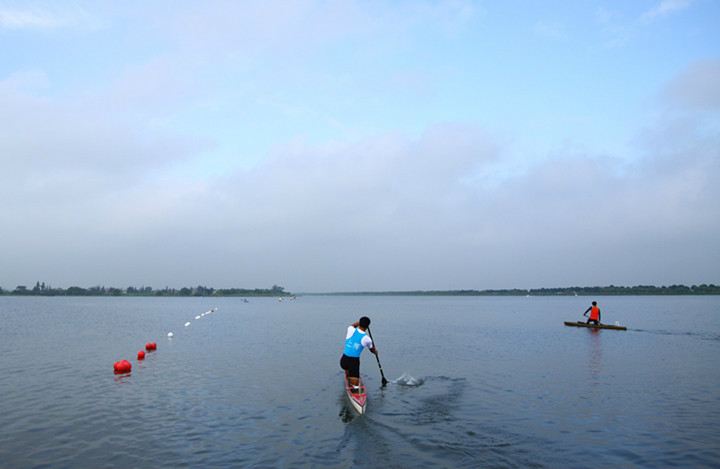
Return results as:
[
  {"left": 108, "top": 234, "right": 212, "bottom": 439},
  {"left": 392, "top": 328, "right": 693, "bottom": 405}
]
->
[{"left": 366, "top": 327, "right": 389, "bottom": 386}]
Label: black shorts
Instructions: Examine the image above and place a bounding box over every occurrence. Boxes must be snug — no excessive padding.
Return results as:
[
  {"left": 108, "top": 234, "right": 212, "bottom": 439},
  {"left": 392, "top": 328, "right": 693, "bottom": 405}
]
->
[{"left": 340, "top": 354, "right": 360, "bottom": 378}]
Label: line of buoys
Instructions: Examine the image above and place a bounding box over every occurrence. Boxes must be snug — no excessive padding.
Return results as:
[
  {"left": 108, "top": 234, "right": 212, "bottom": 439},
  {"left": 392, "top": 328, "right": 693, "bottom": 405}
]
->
[
  {"left": 113, "top": 307, "right": 217, "bottom": 375},
  {"left": 114, "top": 342, "right": 156, "bottom": 375},
  {"left": 189, "top": 309, "right": 216, "bottom": 326}
]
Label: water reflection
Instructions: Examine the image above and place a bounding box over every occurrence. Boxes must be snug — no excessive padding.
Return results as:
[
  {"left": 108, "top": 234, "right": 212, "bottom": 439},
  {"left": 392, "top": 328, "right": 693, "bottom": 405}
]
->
[
  {"left": 586, "top": 329, "right": 603, "bottom": 384},
  {"left": 113, "top": 373, "right": 132, "bottom": 383},
  {"left": 339, "top": 406, "right": 356, "bottom": 423}
]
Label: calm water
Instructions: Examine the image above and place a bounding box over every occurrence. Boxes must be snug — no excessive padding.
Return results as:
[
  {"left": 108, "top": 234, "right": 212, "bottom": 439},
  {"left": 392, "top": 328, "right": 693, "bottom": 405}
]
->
[{"left": 1, "top": 295, "right": 719, "bottom": 468}]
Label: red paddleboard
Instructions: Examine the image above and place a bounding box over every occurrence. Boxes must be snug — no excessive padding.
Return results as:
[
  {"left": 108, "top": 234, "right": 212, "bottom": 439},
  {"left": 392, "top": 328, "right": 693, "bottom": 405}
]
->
[{"left": 345, "top": 375, "right": 367, "bottom": 414}]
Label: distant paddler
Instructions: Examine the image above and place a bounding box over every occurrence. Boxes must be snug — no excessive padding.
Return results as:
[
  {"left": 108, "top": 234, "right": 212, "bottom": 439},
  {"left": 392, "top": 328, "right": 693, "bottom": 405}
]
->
[
  {"left": 340, "top": 316, "right": 378, "bottom": 391},
  {"left": 583, "top": 301, "right": 601, "bottom": 325}
]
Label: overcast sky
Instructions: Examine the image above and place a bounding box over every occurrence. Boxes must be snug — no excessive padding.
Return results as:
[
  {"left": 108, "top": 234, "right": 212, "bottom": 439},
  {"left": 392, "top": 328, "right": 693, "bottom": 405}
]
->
[{"left": 1, "top": 0, "right": 719, "bottom": 292}]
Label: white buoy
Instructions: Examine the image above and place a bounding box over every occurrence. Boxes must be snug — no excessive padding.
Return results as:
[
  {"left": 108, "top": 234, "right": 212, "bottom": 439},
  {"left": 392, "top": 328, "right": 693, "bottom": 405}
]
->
[
  {"left": 168, "top": 332, "right": 174, "bottom": 338},
  {"left": 195, "top": 315, "right": 201, "bottom": 320},
  {"left": 185, "top": 322, "right": 191, "bottom": 327}
]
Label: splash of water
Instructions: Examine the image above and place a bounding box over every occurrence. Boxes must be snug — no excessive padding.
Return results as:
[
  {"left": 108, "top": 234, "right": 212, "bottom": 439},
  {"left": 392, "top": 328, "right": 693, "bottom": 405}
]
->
[{"left": 393, "top": 372, "right": 424, "bottom": 386}]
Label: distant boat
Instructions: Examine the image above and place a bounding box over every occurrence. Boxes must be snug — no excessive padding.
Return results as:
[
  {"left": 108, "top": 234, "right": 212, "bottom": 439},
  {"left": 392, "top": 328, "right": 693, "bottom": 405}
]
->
[{"left": 564, "top": 321, "right": 627, "bottom": 331}]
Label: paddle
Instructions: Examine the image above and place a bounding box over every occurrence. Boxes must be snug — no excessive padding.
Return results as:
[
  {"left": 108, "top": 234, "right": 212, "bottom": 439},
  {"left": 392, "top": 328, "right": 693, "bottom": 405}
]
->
[{"left": 366, "top": 327, "right": 388, "bottom": 386}]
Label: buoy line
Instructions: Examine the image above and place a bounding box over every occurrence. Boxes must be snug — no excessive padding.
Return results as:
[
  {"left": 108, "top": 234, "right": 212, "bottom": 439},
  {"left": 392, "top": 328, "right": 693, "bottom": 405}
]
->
[{"left": 112, "top": 307, "right": 218, "bottom": 375}]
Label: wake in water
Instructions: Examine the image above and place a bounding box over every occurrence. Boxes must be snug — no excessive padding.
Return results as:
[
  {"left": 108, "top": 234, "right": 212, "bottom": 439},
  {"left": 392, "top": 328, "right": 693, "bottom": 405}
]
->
[
  {"left": 392, "top": 372, "right": 424, "bottom": 386},
  {"left": 634, "top": 328, "right": 720, "bottom": 342}
]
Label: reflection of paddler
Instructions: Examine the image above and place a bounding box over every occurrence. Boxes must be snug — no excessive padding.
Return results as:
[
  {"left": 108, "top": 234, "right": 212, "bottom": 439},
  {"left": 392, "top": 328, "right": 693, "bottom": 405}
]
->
[
  {"left": 583, "top": 301, "right": 601, "bottom": 325},
  {"left": 339, "top": 316, "right": 378, "bottom": 389}
]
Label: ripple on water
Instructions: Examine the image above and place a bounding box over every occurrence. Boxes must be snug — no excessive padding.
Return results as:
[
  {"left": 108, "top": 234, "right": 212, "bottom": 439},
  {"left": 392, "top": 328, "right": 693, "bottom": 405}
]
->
[{"left": 1, "top": 296, "right": 719, "bottom": 468}]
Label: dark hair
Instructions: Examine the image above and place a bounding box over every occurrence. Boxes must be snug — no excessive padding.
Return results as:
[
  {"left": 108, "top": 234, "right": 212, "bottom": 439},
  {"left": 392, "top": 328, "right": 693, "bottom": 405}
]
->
[{"left": 359, "top": 316, "right": 371, "bottom": 328}]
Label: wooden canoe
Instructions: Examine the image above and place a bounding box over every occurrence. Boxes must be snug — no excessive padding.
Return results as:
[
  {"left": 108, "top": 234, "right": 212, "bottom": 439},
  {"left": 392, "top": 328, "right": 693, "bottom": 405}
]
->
[
  {"left": 345, "top": 375, "right": 367, "bottom": 414},
  {"left": 564, "top": 321, "right": 627, "bottom": 331}
]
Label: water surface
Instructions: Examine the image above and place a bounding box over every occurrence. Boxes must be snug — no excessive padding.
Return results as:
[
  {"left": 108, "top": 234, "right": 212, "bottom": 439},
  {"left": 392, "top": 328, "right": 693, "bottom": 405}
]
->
[{"left": 1, "top": 295, "right": 718, "bottom": 468}]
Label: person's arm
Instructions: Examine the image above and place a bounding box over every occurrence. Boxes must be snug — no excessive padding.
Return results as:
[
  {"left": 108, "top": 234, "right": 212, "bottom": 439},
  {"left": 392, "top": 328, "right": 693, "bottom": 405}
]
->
[
  {"left": 362, "top": 335, "right": 378, "bottom": 355},
  {"left": 598, "top": 309, "right": 601, "bottom": 322},
  {"left": 351, "top": 321, "right": 360, "bottom": 328},
  {"left": 583, "top": 307, "right": 591, "bottom": 316}
]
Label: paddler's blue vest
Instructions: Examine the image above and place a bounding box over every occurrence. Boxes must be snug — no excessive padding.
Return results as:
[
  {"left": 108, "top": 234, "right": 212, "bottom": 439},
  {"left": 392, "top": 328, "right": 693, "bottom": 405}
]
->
[{"left": 344, "top": 328, "right": 366, "bottom": 357}]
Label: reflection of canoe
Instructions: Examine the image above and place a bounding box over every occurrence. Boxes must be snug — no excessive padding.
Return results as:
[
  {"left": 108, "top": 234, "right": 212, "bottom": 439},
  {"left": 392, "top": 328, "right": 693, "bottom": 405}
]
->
[
  {"left": 564, "top": 321, "right": 627, "bottom": 331},
  {"left": 345, "top": 376, "right": 367, "bottom": 414}
]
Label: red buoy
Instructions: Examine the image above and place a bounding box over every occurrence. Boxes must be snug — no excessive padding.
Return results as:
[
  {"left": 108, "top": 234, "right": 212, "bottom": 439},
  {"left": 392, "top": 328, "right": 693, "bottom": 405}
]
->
[
  {"left": 145, "top": 342, "right": 157, "bottom": 351},
  {"left": 113, "top": 359, "right": 132, "bottom": 374},
  {"left": 137, "top": 350, "right": 146, "bottom": 360}
]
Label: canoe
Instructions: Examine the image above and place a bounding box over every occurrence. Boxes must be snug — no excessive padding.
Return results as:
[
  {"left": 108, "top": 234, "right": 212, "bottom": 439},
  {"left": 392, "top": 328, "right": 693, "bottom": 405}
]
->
[
  {"left": 564, "top": 321, "right": 627, "bottom": 331},
  {"left": 345, "top": 375, "right": 367, "bottom": 414}
]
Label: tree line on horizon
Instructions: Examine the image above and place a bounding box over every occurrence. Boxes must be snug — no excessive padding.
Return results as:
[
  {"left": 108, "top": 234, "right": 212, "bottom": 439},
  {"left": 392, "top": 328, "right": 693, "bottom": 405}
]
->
[
  {"left": 2, "top": 283, "right": 719, "bottom": 296},
  {"left": 1, "top": 282, "right": 290, "bottom": 297},
  {"left": 311, "top": 284, "right": 720, "bottom": 296}
]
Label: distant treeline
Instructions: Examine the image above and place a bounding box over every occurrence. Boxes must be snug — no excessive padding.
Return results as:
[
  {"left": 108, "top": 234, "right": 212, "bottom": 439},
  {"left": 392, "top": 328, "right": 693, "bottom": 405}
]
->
[
  {"left": 3, "top": 283, "right": 720, "bottom": 297},
  {"left": 1, "top": 283, "right": 290, "bottom": 297},
  {"left": 310, "top": 284, "right": 720, "bottom": 296}
]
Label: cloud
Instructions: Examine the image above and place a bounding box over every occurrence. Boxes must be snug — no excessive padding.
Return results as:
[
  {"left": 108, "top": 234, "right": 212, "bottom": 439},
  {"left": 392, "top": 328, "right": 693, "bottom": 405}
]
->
[
  {"left": 0, "top": 3, "right": 101, "bottom": 30},
  {"left": 0, "top": 7, "right": 65, "bottom": 29},
  {"left": 534, "top": 20, "right": 566, "bottom": 40},
  {"left": 0, "top": 70, "right": 207, "bottom": 208},
  {"left": 640, "top": 0, "right": 693, "bottom": 23},
  {"left": 2, "top": 56, "right": 719, "bottom": 290},
  {"left": 595, "top": 1, "right": 697, "bottom": 48},
  {"left": 1, "top": 4, "right": 718, "bottom": 291},
  {"left": 87, "top": 114, "right": 718, "bottom": 290},
  {"left": 660, "top": 58, "right": 720, "bottom": 111},
  {"left": 144, "top": 0, "right": 476, "bottom": 60},
  {"left": 2, "top": 109, "right": 718, "bottom": 291}
]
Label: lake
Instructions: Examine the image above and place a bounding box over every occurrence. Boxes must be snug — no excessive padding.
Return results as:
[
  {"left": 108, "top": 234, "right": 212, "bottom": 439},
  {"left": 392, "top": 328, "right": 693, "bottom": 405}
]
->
[{"left": 1, "top": 295, "right": 718, "bottom": 468}]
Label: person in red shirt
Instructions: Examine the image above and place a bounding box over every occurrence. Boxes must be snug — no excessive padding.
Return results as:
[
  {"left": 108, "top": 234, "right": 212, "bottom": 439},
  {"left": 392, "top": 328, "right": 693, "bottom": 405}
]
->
[{"left": 584, "top": 301, "right": 601, "bottom": 325}]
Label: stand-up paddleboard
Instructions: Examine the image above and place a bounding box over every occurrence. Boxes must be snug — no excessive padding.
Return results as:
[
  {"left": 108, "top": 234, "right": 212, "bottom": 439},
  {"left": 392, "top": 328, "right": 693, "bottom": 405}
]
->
[
  {"left": 345, "top": 375, "right": 367, "bottom": 414},
  {"left": 564, "top": 321, "right": 627, "bottom": 331}
]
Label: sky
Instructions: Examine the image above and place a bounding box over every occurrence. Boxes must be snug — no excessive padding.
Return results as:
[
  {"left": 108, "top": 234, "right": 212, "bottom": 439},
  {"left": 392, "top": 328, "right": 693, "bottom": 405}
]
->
[{"left": 1, "top": 0, "right": 719, "bottom": 293}]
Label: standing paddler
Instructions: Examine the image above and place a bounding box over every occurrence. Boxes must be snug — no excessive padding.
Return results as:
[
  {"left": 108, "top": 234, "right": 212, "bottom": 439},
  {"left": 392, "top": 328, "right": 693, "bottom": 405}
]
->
[{"left": 340, "top": 316, "right": 379, "bottom": 390}]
